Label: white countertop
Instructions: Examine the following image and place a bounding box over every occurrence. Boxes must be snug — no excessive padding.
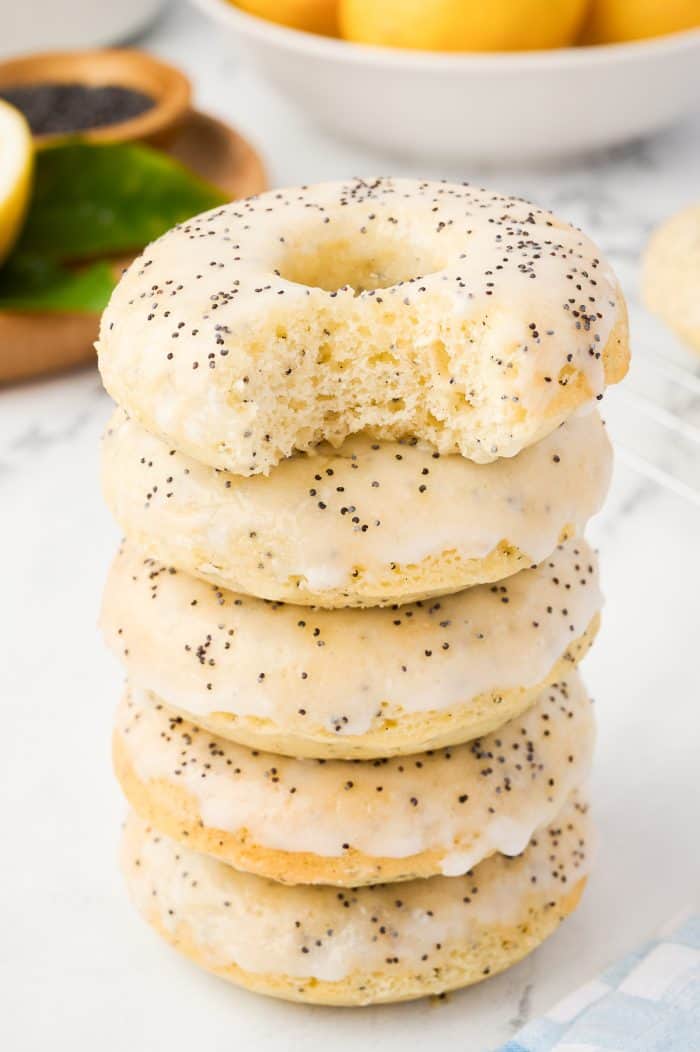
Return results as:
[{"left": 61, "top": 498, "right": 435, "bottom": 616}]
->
[{"left": 1, "top": 4, "right": 699, "bottom": 1050}]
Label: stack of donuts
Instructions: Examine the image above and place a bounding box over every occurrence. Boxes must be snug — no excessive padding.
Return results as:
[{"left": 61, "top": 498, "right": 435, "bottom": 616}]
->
[{"left": 98, "top": 177, "right": 629, "bottom": 1006}]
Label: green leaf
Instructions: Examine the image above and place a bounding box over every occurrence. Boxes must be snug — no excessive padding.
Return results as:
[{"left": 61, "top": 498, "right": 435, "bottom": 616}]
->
[
  {"left": 15, "top": 140, "right": 228, "bottom": 261},
  {"left": 0, "top": 254, "right": 116, "bottom": 313},
  {"left": 0, "top": 139, "right": 229, "bottom": 313}
]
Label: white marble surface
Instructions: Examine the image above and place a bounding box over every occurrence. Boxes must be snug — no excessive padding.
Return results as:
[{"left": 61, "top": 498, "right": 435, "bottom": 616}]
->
[{"left": 1, "top": 4, "right": 699, "bottom": 1050}]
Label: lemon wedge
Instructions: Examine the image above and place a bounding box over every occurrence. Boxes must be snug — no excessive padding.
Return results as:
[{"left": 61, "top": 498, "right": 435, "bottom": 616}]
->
[{"left": 0, "top": 99, "right": 33, "bottom": 266}]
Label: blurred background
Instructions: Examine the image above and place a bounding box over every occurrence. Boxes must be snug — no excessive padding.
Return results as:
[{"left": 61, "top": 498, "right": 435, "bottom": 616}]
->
[{"left": 0, "top": 2, "right": 698, "bottom": 1051}]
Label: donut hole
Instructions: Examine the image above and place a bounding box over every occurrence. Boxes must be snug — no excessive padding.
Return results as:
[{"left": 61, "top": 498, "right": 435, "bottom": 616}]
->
[{"left": 278, "top": 230, "right": 448, "bottom": 294}]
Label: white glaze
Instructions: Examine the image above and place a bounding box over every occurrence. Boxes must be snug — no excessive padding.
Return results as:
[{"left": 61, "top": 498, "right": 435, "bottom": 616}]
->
[
  {"left": 116, "top": 674, "right": 594, "bottom": 872},
  {"left": 101, "top": 409, "right": 612, "bottom": 604},
  {"left": 98, "top": 178, "right": 624, "bottom": 476},
  {"left": 101, "top": 538, "right": 602, "bottom": 736},
  {"left": 122, "top": 794, "right": 592, "bottom": 982}
]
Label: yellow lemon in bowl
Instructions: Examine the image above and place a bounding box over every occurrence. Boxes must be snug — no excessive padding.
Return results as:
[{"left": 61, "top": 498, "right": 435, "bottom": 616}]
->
[
  {"left": 339, "top": 0, "right": 589, "bottom": 51},
  {"left": 232, "top": 0, "right": 339, "bottom": 35},
  {"left": 580, "top": 0, "right": 700, "bottom": 44},
  {"left": 0, "top": 100, "right": 33, "bottom": 266}
]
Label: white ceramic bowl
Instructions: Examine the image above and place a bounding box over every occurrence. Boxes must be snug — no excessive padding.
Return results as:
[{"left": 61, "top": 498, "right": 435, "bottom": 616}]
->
[
  {"left": 192, "top": 0, "right": 700, "bottom": 163},
  {"left": 0, "top": 0, "right": 167, "bottom": 58}
]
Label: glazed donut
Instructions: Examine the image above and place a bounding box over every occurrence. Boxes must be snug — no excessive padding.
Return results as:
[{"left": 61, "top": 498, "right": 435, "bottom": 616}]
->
[
  {"left": 101, "top": 408, "right": 611, "bottom": 607},
  {"left": 121, "top": 795, "right": 591, "bottom": 1006},
  {"left": 643, "top": 203, "right": 700, "bottom": 353},
  {"left": 114, "top": 675, "right": 594, "bottom": 886},
  {"left": 101, "top": 538, "right": 601, "bottom": 759},
  {"left": 97, "top": 178, "right": 629, "bottom": 476}
]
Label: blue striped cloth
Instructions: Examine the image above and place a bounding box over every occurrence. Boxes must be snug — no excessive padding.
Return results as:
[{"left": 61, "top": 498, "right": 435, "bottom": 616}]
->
[{"left": 500, "top": 914, "right": 700, "bottom": 1052}]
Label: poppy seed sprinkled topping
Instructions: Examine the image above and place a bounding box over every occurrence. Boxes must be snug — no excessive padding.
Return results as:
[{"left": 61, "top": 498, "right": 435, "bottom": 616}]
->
[
  {"left": 98, "top": 177, "right": 629, "bottom": 478},
  {"left": 101, "top": 537, "right": 601, "bottom": 758},
  {"left": 98, "top": 174, "right": 624, "bottom": 1008},
  {"left": 101, "top": 407, "right": 612, "bottom": 608},
  {"left": 121, "top": 793, "right": 592, "bottom": 991},
  {"left": 115, "top": 673, "right": 593, "bottom": 884}
]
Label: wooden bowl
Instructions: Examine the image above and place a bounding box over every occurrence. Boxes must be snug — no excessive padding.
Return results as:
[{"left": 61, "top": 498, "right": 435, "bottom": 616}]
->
[
  {"left": 0, "top": 111, "right": 267, "bottom": 385},
  {"left": 0, "top": 49, "right": 192, "bottom": 146}
]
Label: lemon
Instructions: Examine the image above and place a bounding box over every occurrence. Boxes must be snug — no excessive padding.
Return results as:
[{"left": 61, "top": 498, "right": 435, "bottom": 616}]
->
[
  {"left": 233, "top": 0, "right": 339, "bottom": 36},
  {"left": 580, "top": 0, "right": 700, "bottom": 44},
  {"left": 339, "top": 0, "right": 589, "bottom": 51},
  {"left": 0, "top": 100, "right": 32, "bottom": 266}
]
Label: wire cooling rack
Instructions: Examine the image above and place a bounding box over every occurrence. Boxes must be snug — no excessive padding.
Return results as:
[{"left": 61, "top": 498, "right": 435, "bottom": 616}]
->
[{"left": 604, "top": 346, "right": 700, "bottom": 507}]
